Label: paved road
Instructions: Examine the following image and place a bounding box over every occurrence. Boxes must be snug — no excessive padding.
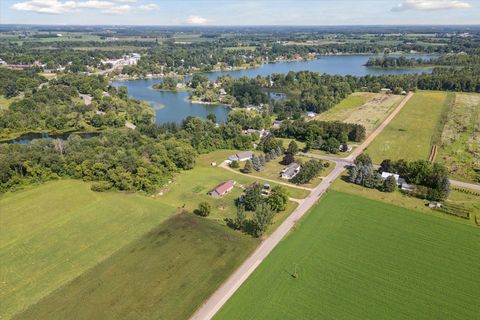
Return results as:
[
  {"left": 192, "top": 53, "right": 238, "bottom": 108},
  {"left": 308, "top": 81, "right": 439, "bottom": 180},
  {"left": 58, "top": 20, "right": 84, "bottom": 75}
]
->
[
  {"left": 449, "top": 179, "right": 480, "bottom": 191},
  {"left": 190, "top": 92, "right": 416, "bottom": 320}
]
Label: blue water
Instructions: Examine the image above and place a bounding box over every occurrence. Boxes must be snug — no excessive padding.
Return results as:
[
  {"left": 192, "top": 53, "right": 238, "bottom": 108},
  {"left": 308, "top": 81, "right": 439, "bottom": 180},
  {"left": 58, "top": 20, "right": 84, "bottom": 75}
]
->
[
  {"left": 113, "top": 54, "right": 435, "bottom": 124},
  {"left": 3, "top": 132, "right": 100, "bottom": 144}
]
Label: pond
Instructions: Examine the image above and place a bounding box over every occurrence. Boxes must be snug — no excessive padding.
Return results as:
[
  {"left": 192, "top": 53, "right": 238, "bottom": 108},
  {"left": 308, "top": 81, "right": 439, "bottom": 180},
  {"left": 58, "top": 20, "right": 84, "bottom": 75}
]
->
[
  {"left": 3, "top": 132, "right": 100, "bottom": 144},
  {"left": 113, "top": 54, "right": 435, "bottom": 125}
]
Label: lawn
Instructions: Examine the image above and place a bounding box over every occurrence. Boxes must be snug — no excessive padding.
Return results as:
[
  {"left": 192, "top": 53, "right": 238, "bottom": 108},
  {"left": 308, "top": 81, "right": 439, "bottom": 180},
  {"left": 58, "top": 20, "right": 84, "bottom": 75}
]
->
[
  {"left": 437, "top": 93, "right": 480, "bottom": 183},
  {"left": 314, "top": 92, "right": 403, "bottom": 135},
  {"left": 215, "top": 191, "right": 480, "bottom": 320},
  {"left": 13, "top": 214, "right": 259, "bottom": 320},
  {"left": 232, "top": 154, "right": 333, "bottom": 189},
  {"left": 0, "top": 180, "right": 176, "bottom": 319},
  {"left": 157, "top": 150, "right": 309, "bottom": 223},
  {"left": 366, "top": 90, "right": 451, "bottom": 164}
]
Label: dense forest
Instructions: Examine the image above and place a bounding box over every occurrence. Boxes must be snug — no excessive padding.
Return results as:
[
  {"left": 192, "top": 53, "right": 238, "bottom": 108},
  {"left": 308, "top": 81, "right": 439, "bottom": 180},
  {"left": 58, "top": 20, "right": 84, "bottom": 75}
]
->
[
  {"left": 365, "top": 54, "right": 480, "bottom": 68},
  {"left": 0, "top": 67, "right": 45, "bottom": 97},
  {"left": 0, "top": 74, "right": 153, "bottom": 137}
]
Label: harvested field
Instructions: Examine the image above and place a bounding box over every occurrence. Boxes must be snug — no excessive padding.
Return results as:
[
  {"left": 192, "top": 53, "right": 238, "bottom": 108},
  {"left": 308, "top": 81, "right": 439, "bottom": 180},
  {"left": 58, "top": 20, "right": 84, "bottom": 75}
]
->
[
  {"left": 437, "top": 93, "right": 480, "bottom": 183},
  {"left": 315, "top": 92, "right": 403, "bottom": 135}
]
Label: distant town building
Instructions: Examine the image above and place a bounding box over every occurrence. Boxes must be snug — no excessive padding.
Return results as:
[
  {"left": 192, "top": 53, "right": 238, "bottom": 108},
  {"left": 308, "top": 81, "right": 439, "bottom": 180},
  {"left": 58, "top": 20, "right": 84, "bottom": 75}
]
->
[{"left": 101, "top": 53, "right": 141, "bottom": 67}]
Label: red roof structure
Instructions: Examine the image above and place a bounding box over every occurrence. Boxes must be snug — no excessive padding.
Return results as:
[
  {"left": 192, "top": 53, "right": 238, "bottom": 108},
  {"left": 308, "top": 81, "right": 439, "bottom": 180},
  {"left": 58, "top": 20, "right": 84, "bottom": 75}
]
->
[{"left": 209, "top": 180, "right": 234, "bottom": 197}]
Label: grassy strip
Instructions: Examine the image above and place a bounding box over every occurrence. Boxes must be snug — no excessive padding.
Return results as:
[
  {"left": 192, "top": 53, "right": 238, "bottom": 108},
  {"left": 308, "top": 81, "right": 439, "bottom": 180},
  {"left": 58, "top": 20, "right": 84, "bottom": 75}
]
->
[{"left": 430, "top": 92, "right": 455, "bottom": 146}]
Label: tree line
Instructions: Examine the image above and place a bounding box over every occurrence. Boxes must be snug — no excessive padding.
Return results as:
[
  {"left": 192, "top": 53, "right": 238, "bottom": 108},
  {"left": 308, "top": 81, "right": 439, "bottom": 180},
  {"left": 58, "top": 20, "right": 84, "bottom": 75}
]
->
[
  {"left": 274, "top": 119, "right": 366, "bottom": 153},
  {"left": 348, "top": 154, "right": 450, "bottom": 201},
  {"left": 0, "top": 115, "right": 258, "bottom": 193}
]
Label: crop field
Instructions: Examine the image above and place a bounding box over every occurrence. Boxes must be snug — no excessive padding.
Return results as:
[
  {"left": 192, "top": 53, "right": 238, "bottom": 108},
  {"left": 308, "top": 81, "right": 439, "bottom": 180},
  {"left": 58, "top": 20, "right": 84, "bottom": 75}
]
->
[
  {"left": 315, "top": 92, "right": 403, "bottom": 135},
  {"left": 366, "top": 91, "right": 451, "bottom": 164},
  {"left": 215, "top": 191, "right": 480, "bottom": 320},
  {"left": 14, "top": 214, "right": 259, "bottom": 320},
  {"left": 437, "top": 93, "right": 480, "bottom": 183},
  {"left": 0, "top": 180, "right": 176, "bottom": 319}
]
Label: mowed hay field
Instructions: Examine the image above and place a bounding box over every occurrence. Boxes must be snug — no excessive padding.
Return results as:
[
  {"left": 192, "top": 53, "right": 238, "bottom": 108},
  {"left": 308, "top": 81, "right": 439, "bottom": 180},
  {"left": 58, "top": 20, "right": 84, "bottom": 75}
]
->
[
  {"left": 315, "top": 92, "right": 403, "bottom": 135},
  {"left": 367, "top": 90, "right": 451, "bottom": 164},
  {"left": 0, "top": 180, "right": 176, "bottom": 319},
  {"left": 215, "top": 191, "right": 480, "bottom": 320},
  {"left": 15, "top": 214, "right": 259, "bottom": 320},
  {"left": 437, "top": 92, "right": 480, "bottom": 183}
]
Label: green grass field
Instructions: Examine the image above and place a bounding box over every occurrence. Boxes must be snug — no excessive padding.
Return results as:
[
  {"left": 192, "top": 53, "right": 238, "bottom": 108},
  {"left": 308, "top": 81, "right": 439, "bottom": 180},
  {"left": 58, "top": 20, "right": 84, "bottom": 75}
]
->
[
  {"left": 215, "top": 191, "right": 480, "bottom": 320},
  {"left": 437, "top": 93, "right": 480, "bottom": 183},
  {"left": 366, "top": 91, "right": 450, "bottom": 164},
  {"left": 0, "top": 180, "right": 176, "bottom": 319},
  {"left": 13, "top": 214, "right": 259, "bottom": 320},
  {"left": 315, "top": 92, "right": 403, "bottom": 135}
]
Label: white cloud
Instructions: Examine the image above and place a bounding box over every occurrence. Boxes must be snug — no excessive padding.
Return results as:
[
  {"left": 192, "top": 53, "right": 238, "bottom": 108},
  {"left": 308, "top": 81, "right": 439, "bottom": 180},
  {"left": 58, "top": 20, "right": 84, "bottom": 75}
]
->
[
  {"left": 12, "top": 0, "right": 77, "bottom": 14},
  {"left": 11, "top": 0, "right": 154, "bottom": 15},
  {"left": 186, "top": 15, "right": 208, "bottom": 25},
  {"left": 138, "top": 3, "right": 158, "bottom": 11},
  {"left": 392, "top": 0, "right": 472, "bottom": 11}
]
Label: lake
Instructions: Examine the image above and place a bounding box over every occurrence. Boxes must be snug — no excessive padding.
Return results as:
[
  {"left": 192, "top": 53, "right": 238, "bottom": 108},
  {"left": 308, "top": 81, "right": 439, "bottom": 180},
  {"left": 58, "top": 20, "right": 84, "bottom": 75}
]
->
[{"left": 113, "top": 54, "right": 435, "bottom": 125}]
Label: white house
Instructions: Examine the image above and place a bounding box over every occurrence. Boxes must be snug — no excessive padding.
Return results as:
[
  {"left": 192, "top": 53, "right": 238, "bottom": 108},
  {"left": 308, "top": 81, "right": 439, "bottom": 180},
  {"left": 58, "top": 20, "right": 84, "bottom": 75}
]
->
[
  {"left": 281, "top": 163, "right": 301, "bottom": 180},
  {"left": 305, "top": 111, "right": 316, "bottom": 118},
  {"left": 381, "top": 172, "right": 400, "bottom": 183},
  {"left": 228, "top": 151, "right": 253, "bottom": 162}
]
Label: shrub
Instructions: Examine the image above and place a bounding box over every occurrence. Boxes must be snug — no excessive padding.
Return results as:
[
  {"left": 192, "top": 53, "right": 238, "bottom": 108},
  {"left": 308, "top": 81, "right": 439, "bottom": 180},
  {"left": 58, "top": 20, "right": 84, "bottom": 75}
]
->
[
  {"left": 90, "top": 181, "right": 113, "bottom": 192},
  {"left": 383, "top": 175, "right": 397, "bottom": 192},
  {"left": 230, "top": 160, "right": 240, "bottom": 168},
  {"left": 242, "top": 160, "right": 253, "bottom": 173},
  {"left": 195, "top": 201, "right": 212, "bottom": 217}
]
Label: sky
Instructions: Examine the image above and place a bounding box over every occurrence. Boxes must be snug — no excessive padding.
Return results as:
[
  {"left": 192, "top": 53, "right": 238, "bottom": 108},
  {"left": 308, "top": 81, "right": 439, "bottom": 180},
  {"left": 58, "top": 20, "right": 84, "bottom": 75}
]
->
[{"left": 0, "top": 0, "right": 479, "bottom": 26}]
